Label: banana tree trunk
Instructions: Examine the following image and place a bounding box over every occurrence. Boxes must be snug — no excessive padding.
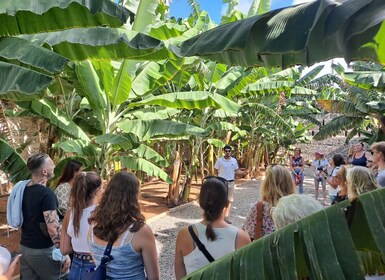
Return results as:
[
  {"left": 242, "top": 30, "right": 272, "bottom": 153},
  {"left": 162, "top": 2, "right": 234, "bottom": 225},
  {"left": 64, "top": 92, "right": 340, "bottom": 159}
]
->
[
  {"left": 208, "top": 144, "right": 214, "bottom": 175},
  {"left": 168, "top": 149, "right": 181, "bottom": 207}
]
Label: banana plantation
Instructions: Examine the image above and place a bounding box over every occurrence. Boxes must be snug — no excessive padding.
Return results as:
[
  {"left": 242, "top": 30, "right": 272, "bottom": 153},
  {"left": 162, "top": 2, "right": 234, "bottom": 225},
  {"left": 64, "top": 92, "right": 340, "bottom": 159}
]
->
[{"left": 1, "top": 0, "right": 385, "bottom": 278}]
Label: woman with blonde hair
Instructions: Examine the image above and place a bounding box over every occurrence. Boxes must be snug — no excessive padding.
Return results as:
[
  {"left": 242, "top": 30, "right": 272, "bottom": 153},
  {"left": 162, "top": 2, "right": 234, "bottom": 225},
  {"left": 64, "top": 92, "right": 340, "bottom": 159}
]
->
[
  {"left": 333, "top": 165, "right": 348, "bottom": 204},
  {"left": 347, "top": 166, "right": 379, "bottom": 201},
  {"left": 242, "top": 165, "right": 295, "bottom": 240}
]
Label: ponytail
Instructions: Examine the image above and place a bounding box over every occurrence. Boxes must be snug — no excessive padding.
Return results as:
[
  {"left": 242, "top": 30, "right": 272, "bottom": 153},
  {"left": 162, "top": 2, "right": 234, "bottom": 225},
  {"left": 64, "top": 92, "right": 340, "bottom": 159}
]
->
[{"left": 70, "top": 172, "right": 101, "bottom": 236}]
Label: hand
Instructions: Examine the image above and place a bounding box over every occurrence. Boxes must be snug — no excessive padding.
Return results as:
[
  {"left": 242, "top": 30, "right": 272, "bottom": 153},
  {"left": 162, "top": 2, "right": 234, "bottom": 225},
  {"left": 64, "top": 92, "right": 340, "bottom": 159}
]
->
[
  {"left": 4, "top": 254, "right": 21, "bottom": 280},
  {"left": 61, "top": 256, "right": 71, "bottom": 273}
]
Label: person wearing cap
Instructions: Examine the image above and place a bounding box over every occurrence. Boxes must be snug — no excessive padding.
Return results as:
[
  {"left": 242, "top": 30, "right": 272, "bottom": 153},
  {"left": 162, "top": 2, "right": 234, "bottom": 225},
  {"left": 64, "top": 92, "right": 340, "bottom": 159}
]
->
[
  {"left": 370, "top": 142, "right": 385, "bottom": 187},
  {"left": 214, "top": 145, "right": 246, "bottom": 224},
  {"left": 311, "top": 151, "right": 329, "bottom": 205}
]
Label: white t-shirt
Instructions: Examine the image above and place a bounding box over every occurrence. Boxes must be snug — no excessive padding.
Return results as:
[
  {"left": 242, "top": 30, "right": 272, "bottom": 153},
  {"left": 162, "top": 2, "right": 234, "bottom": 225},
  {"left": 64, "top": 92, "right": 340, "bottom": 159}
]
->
[
  {"left": 67, "top": 205, "right": 97, "bottom": 253},
  {"left": 214, "top": 157, "right": 239, "bottom": 181},
  {"left": 328, "top": 167, "right": 340, "bottom": 196},
  {"left": 312, "top": 159, "right": 329, "bottom": 176}
]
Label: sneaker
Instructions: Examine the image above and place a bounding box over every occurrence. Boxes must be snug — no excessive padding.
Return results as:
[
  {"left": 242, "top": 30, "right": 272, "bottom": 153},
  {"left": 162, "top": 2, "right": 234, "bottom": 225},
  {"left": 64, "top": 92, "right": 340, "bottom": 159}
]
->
[{"left": 225, "top": 218, "right": 232, "bottom": 224}]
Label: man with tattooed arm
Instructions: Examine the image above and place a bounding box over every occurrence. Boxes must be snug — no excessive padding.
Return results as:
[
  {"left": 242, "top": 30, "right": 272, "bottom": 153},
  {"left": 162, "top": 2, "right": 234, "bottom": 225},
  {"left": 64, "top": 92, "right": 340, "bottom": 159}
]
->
[{"left": 19, "top": 153, "right": 70, "bottom": 279}]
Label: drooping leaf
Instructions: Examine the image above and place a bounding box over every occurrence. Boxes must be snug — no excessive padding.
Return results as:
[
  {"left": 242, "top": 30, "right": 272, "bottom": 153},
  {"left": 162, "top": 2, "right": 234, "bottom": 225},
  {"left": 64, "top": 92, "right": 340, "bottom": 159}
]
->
[
  {"left": 120, "top": 156, "right": 172, "bottom": 183},
  {"left": 0, "top": 139, "right": 29, "bottom": 183},
  {"left": 132, "top": 144, "right": 169, "bottom": 167},
  {"left": 0, "top": 37, "right": 68, "bottom": 74},
  {"left": 180, "top": 0, "right": 385, "bottom": 68},
  {"left": 110, "top": 60, "right": 132, "bottom": 106},
  {"left": 0, "top": 62, "right": 53, "bottom": 95},
  {"left": 117, "top": 119, "right": 207, "bottom": 141},
  {"left": 21, "top": 28, "right": 171, "bottom": 61},
  {"left": 17, "top": 100, "right": 90, "bottom": 141},
  {"left": 131, "top": 92, "right": 241, "bottom": 113},
  {"left": 0, "top": 0, "right": 133, "bottom": 36}
]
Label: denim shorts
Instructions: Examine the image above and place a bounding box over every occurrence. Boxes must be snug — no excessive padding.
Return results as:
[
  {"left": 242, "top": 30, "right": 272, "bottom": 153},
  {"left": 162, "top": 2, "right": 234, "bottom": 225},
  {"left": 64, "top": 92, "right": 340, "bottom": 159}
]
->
[{"left": 69, "top": 254, "right": 96, "bottom": 280}]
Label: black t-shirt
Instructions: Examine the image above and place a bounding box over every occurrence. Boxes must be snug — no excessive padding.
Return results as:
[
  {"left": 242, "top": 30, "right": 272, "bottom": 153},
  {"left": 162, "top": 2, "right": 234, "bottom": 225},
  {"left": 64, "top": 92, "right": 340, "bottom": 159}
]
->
[{"left": 21, "top": 184, "right": 57, "bottom": 249}]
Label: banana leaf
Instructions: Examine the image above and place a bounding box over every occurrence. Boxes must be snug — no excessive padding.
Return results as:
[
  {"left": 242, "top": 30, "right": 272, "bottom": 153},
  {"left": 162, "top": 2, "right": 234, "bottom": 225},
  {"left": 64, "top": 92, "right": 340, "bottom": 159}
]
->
[
  {"left": 0, "top": 139, "right": 30, "bottom": 183},
  {"left": 180, "top": 0, "right": 385, "bottom": 68},
  {"left": 0, "top": 0, "right": 133, "bottom": 36},
  {"left": 21, "top": 28, "right": 171, "bottom": 61},
  {"left": 184, "top": 188, "right": 385, "bottom": 279}
]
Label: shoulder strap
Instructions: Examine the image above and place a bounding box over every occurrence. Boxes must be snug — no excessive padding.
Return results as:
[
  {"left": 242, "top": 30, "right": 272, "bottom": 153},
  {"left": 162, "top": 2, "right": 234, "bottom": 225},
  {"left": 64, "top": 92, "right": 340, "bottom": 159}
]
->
[
  {"left": 188, "top": 225, "right": 215, "bottom": 263},
  {"left": 100, "top": 242, "right": 114, "bottom": 265},
  {"left": 254, "top": 201, "right": 264, "bottom": 240}
]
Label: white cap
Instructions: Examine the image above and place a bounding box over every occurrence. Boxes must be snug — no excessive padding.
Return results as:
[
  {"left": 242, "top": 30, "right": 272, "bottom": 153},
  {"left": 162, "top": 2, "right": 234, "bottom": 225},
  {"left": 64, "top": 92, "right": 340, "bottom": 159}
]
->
[{"left": 0, "top": 247, "right": 11, "bottom": 274}]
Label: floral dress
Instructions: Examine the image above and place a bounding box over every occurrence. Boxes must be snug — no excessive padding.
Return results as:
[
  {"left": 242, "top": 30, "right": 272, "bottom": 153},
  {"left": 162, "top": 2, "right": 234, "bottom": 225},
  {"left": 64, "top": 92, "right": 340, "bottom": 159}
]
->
[
  {"left": 242, "top": 201, "right": 275, "bottom": 240},
  {"left": 54, "top": 182, "right": 70, "bottom": 216}
]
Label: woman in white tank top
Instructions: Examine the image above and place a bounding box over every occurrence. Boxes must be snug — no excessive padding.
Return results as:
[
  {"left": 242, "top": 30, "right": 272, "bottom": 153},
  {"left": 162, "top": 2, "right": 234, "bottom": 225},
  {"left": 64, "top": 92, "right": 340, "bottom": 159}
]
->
[
  {"left": 174, "top": 176, "right": 251, "bottom": 279},
  {"left": 60, "top": 171, "right": 102, "bottom": 280}
]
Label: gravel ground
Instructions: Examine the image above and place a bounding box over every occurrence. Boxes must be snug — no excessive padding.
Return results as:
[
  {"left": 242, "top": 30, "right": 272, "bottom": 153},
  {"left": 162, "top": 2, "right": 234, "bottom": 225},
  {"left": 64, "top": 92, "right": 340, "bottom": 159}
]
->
[{"left": 147, "top": 166, "right": 323, "bottom": 280}]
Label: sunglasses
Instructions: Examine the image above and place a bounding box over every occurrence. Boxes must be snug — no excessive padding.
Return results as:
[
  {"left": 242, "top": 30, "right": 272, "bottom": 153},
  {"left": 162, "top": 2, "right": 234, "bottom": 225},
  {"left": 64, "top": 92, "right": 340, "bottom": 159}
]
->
[
  {"left": 224, "top": 149, "right": 231, "bottom": 152},
  {"left": 203, "top": 176, "right": 229, "bottom": 198}
]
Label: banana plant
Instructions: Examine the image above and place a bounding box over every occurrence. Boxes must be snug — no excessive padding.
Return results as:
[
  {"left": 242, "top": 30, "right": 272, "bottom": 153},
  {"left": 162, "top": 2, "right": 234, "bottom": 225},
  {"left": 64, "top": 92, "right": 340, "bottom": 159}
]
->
[{"left": 315, "top": 62, "right": 385, "bottom": 143}]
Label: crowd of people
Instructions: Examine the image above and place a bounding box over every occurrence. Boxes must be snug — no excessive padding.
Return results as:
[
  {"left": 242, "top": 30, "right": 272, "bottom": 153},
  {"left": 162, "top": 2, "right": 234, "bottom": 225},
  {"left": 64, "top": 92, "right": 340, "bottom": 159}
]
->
[{"left": 1, "top": 141, "right": 384, "bottom": 279}]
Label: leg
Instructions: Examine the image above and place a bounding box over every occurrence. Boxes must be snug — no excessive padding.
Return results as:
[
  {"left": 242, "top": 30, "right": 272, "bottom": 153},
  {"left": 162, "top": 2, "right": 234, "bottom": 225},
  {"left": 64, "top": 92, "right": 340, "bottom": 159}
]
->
[
  {"left": 225, "top": 181, "right": 235, "bottom": 221},
  {"left": 20, "top": 245, "right": 67, "bottom": 280},
  {"left": 314, "top": 178, "right": 319, "bottom": 200},
  {"left": 298, "top": 174, "right": 304, "bottom": 194},
  {"left": 20, "top": 245, "right": 40, "bottom": 280},
  {"left": 321, "top": 178, "right": 327, "bottom": 205}
]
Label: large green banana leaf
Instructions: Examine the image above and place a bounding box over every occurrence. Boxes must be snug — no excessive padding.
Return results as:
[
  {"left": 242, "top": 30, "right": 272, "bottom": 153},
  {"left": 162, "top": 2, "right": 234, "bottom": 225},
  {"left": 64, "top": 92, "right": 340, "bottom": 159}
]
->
[
  {"left": 0, "top": 139, "right": 30, "bottom": 183},
  {"left": 17, "top": 100, "right": 90, "bottom": 141},
  {"left": 131, "top": 92, "right": 241, "bottom": 113},
  {"left": 117, "top": 119, "right": 208, "bottom": 141},
  {"left": 180, "top": 0, "right": 385, "bottom": 68},
  {"left": 119, "top": 156, "right": 172, "bottom": 184},
  {"left": 0, "top": 0, "right": 133, "bottom": 36},
  {"left": 20, "top": 28, "right": 171, "bottom": 61},
  {"left": 185, "top": 188, "right": 385, "bottom": 279},
  {"left": 0, "top": 37, "right": 68, "bottom": 94}
]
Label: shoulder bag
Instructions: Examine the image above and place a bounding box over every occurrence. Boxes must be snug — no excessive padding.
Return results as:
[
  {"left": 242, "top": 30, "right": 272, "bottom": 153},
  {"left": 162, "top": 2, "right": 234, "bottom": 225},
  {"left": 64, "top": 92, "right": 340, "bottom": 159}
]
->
[
  {"left": 84, "top": 242, "right": 114, "bottom": 280},
  {"left": 254, "top": 201, "right": 264, "bottom": 240}
]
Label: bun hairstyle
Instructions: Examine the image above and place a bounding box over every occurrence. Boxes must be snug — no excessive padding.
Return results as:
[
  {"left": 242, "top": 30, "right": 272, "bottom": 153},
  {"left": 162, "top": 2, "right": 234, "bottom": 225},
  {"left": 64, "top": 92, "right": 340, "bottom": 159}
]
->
[
  {"left": 70, "top": 171, "right": 102, "bottom": 236},
  {"left": 199, "top": 177, "right": 229, "bottom": 241}
]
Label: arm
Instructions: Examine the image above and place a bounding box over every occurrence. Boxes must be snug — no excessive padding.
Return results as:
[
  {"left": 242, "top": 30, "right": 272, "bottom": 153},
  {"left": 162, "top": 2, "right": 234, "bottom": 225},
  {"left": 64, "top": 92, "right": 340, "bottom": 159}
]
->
[
  {"left": 174, "top": 227, "right": 188, "bottom": 280},
  {"left": 300, "top": 157, "right": 305, "bottom": 173},
  {"left": 242, "top": 204, "right": 258, "bottom": 240},
  {"left": 235, "top": 230, "right": 251, "bottom": 249},
  {"left": 60, "top": 209, "right": 73, "bottom": 255},
  {"left": 43, "top": 210, "right": 61, "bottom": 248},
  {"left": 137, "top": 224, "right": 160, "bottom": 280}
]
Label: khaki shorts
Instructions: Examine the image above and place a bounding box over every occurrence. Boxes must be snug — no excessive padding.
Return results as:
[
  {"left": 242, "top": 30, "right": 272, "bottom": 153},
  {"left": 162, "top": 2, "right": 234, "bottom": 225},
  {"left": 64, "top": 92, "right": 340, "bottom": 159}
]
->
[{"left": 227, "top": 181, "right": 235, "bottom": 202}]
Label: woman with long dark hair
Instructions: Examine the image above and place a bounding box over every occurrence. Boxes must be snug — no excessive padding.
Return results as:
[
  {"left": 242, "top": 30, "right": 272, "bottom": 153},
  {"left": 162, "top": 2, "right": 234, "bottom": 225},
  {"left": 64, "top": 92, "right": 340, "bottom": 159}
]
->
[
  {"left": 174, "top": 177, "right": 250, "bottom": 279},
  {"left": 60, "top": 172, "right": 102, "bottom": 279},
  {"left": 55, "top": 160, "right": 83, "bottom": 216},
  {"left": 88, "top": 172, "right": 159, "bottom": 280}
]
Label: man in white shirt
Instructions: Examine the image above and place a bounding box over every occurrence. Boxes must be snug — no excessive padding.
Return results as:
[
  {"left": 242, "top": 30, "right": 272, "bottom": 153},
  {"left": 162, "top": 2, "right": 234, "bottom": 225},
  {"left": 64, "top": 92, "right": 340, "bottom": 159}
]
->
[{"left": 214, "top": 145, "right": 245, "bottom": 223}]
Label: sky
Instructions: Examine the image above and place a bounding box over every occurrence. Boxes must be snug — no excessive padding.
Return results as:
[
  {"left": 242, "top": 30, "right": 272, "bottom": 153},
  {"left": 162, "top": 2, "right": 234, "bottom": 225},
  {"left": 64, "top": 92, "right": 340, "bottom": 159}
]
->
[{"left": 169, "top": 0, "right": 311, "bottom": 22}]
